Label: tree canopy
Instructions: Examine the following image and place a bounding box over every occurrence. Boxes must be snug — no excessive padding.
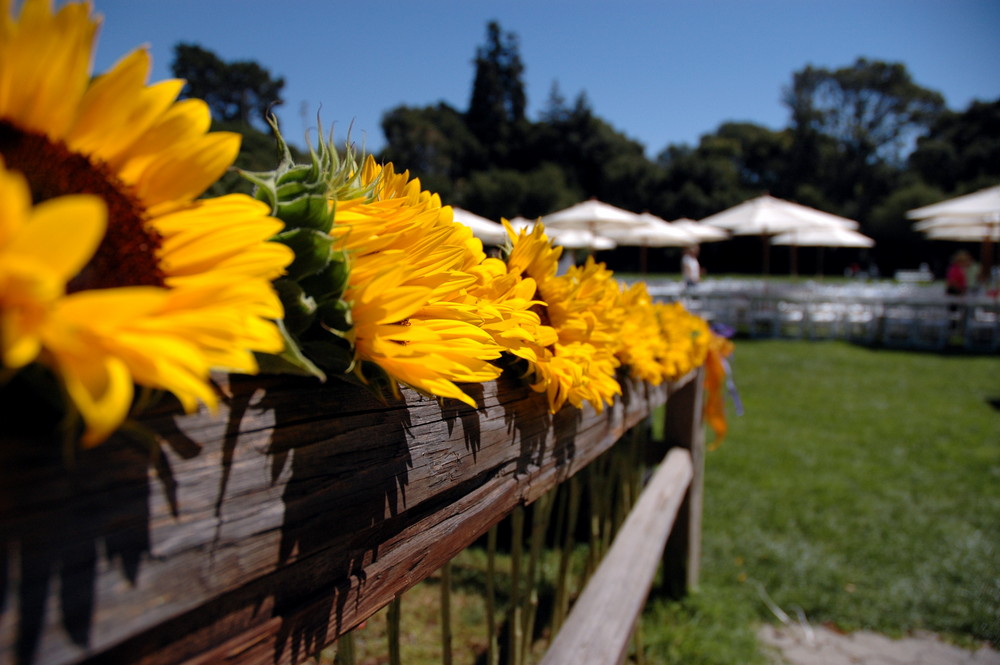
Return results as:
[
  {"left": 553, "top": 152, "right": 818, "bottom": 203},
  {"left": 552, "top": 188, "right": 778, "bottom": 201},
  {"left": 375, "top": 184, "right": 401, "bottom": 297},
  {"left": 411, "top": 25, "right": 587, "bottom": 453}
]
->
[
  {"left": 172, "top": 43, "right": 286, "bottom": 130},
  {"left": 178, "top": 24, "right": 997, "bottom": 276}
]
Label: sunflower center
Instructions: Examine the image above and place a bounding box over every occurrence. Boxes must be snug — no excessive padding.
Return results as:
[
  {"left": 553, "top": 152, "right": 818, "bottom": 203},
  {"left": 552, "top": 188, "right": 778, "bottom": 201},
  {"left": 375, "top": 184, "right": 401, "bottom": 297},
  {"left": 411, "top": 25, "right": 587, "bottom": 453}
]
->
[{"left": 0, "top": 120, "right": 165, "bottom": 292}]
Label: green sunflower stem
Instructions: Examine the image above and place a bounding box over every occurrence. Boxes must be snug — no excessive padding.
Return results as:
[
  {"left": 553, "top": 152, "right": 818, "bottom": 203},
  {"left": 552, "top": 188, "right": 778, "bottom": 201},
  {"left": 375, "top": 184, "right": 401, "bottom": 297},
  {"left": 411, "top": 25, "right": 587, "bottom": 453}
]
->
[
  {"left": 554, "top": 475, "right": 582, "bottom": 632},
  {"left": 388, "top": 596, "right": 402, "bottom": 665},
  {"left": 633, "top": 619, "right": 646, "bottom": 665},
  {"left": 508, "top": 506, "right": 524, "bottom": 665},
  {"left": 336, "top": 631, "right": 355, "bottom": 665},
  {"left": 520, "top": 491, "right": 555, "bottom": 665},
  {"left": 602, "top": 453, "right": 616, "bottom": 554},
  {"left": 548, "top": 482, "right": 568, "bottom": 631},
  {"left": 486, "top": 525, "right": 498, "bottom": 665},
  {"left": 441, "top": 561, "right": 453, "bottom": 665},
  {"left": 585, "top": 462, "right": 602, "bottom": 579}
]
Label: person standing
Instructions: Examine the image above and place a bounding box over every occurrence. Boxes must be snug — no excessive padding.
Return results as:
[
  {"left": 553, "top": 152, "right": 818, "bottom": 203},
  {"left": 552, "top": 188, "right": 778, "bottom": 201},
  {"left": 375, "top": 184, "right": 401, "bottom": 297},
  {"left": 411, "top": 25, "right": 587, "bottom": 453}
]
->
[
  {"left": 945, "top": 250, "right": 972, "bottom": 296},
  {"left": 682, "top": 244, "right": 702, "bottom": 288}
]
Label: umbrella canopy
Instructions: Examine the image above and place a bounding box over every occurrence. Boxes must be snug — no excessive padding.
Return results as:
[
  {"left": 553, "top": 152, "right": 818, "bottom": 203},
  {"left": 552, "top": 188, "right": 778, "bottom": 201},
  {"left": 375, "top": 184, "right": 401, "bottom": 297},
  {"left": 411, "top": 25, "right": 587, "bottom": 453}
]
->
[
  {"left": 923, "top": 224, "right": 1000, "bottom": 242},
  {"left": 701, "top": 194, "right": 858, "bottom": 235},
  {"left": 670, "top": 218, "right": 730, "bottom": 243},
  {"left": 906, "top": 185, "right": 1000, "bottom": 220},
  {"left": 451, "top": 207, "right": 507, "bottom": 245},
  {"left": 541, "top": 199, "right": 642, "bottom": 233},
  {"left": 602, "top": 212, "right": 697, "bottom": 247},
  {"left": 913, "top": 215, "right": 1000, "bottom": 237},
  {"left": 700, "top": 194, "right": 860, "bottom": 273},
  {"left": 771, "top": 226, "right": 874, "bottom": 248},
  {"left": 547, "top": 228, "right": 616, "bottom": 250},
  {"left": 598, "top": 212, "right": 697, "bottom": 275}
]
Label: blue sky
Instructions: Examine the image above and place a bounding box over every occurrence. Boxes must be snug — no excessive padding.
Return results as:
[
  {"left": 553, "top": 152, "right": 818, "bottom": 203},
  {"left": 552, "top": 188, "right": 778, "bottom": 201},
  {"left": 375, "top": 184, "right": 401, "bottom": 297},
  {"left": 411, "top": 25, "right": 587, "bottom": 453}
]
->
[{"left": 86, "top": 1, "right": 999, "bottom": 158}]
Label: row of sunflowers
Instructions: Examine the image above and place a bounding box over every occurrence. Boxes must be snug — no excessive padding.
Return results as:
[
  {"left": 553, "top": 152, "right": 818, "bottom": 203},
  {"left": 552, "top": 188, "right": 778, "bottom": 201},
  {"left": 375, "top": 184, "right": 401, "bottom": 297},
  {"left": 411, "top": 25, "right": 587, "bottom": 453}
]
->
[{"left": 0, "top": 0, "right": 732, "bottom": 449}]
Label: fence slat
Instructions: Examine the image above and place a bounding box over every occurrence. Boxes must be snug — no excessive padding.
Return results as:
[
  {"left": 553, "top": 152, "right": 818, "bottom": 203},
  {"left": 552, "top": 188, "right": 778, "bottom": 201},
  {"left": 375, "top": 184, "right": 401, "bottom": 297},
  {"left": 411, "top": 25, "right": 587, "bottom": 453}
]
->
[
  {"left": 662, "top": 366, "right": 706, "bottom": 596},
  {"left": 538, "top": 447, "right": 694, "bottom": 665}
]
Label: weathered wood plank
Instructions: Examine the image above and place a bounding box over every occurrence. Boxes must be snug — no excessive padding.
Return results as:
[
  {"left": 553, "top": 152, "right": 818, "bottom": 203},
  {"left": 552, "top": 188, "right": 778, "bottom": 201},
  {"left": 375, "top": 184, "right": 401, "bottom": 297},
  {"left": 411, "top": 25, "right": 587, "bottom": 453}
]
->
[
  {"left": 1, "top": 369, "right": 692, "bottom": 665},
  {"left": 662, "top": 367, "right": 706, "bottom": 596},
  {"left": 537, "top": 447, "right": 694, "bottom": 665}
]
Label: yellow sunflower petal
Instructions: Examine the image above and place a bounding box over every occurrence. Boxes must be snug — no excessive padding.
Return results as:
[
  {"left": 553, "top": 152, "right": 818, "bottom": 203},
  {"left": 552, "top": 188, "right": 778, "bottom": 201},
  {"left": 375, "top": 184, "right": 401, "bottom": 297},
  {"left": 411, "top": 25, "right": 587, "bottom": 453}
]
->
[
  {"left": 139, "top": 132, "right": 242, "bottom": 211},
  {"left": 68, "top": 48, "right": 186, "bottom": 163},
  {"left": 9, "top": 194, "right": 106, "bottom": 280},
  {"left": 57, "top": 346, "right": 134, "bottom": 448},
  {"left": 0, "top": 0, "right": 96, "bottom": 137}
]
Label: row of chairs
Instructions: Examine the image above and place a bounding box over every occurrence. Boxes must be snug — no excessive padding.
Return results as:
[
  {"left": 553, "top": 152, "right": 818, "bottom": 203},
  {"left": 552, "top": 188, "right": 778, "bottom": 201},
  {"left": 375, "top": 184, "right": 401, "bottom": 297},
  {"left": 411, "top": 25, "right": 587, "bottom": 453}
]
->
[{"left": 681, "top": 295, "right": 1000, "bottom": 352}]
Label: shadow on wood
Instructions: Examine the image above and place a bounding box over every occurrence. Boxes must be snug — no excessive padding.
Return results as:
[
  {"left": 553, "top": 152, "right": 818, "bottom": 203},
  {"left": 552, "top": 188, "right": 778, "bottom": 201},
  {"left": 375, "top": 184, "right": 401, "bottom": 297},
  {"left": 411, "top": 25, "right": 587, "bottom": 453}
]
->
[{"left": 1, "top": 367, "right": 679, "bottom": 665}]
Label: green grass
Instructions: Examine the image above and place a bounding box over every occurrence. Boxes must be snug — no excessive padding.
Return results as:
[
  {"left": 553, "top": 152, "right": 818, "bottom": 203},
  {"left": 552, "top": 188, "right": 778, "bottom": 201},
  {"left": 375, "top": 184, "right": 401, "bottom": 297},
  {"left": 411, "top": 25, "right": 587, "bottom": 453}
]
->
[{"left": 642, "top": 340, "right": 1000, "bottom": 663}]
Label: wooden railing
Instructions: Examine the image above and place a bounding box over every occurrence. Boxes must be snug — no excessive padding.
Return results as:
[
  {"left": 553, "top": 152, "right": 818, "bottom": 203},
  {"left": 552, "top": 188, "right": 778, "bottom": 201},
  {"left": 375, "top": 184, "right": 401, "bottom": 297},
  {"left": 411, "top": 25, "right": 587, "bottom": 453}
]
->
[{"left": 0, "top": 366, "right": 704, "bottom": 665}]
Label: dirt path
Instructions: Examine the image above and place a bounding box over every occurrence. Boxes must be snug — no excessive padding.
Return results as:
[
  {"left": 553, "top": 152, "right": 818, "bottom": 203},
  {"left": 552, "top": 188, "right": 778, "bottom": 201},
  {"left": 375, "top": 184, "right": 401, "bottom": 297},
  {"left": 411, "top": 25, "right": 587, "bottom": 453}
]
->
[{"left": 758, "top": 624, "right": 1000, "bottom": 665}]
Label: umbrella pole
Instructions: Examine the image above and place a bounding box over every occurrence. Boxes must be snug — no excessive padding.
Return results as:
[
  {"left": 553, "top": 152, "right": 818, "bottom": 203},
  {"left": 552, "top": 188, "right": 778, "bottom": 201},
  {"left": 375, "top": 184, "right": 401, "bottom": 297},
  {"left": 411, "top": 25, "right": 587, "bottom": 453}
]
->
[
  {"left": 640, "top": 244, "right": 648, "bottom": 275},
  {"left": 761, "top": 235, "right": 771, "bottom": 275},
  {"left": 790, "top": 245, "right": 798, "bottom": 278}
]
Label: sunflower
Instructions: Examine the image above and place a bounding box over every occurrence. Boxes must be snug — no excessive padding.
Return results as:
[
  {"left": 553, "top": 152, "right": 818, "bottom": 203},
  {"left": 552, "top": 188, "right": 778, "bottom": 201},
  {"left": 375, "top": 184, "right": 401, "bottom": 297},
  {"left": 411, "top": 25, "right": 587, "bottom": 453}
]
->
[
  {"left": 501, "top": 221, "right": 622, "bottom": 414},
  {"left": 616, "top": 281, "right": 673, "bottom": 385},
  {"left": 329, "top": 157, "right": 505, "bottom": 407},
  {"left": 0, "top": 0, "right": 293, "bottom": 445},
  {"left": 656, "top": 301, "right": 711, "bottom": 380}
]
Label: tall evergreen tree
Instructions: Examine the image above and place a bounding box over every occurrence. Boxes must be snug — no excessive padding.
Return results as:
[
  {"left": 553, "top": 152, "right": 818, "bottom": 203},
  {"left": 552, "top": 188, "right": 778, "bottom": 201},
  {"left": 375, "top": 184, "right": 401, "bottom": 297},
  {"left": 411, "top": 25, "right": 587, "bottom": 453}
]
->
[{"left": 466, "top": 21, "right": 527, "bottom": 162}]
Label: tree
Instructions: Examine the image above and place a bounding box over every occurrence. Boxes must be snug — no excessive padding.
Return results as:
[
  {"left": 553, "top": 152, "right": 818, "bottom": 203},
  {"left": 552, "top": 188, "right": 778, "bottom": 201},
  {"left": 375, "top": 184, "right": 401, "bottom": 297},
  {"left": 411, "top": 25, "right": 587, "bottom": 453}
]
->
[
  {"left": 908, "top": 98, "right": 1000, "bottom": 194},
  {"left": 457, "top": 163, "right": 577, "bottom": 221},
  {"left": 379, "top": 103, "right": 482, "bottom": 200},
  {"left": 527, "top": 91, "right": 652, "bottom": 209},
  {"left": 783, "top": 58, "right": 946, "bottom": 221},
  {"left": 171, "top": 43, "right": 285, "bottom": 130},
  {"left": 466, "top": 21, "right": 527, "bottom": 162},
  {"left": 784, "top": 58, "right": 945, "bottom": 167},
  {"left": 651, "top": 122, "right": 793, "bottom": 220}
]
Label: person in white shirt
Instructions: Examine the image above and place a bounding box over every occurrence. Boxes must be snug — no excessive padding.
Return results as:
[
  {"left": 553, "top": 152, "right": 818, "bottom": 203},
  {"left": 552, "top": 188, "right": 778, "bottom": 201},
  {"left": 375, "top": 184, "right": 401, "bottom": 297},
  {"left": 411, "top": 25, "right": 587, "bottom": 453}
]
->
[{"left": 682, "top": 244, "right": 702, "bottom": 288}]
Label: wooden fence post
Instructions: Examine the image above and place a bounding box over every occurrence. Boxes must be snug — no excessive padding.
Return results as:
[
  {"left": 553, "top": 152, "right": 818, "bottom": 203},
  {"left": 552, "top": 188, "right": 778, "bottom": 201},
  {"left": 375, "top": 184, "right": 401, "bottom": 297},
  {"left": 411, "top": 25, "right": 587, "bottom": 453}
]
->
[{"left": 661, "top": 366, "right": 705, "bottom": 597}]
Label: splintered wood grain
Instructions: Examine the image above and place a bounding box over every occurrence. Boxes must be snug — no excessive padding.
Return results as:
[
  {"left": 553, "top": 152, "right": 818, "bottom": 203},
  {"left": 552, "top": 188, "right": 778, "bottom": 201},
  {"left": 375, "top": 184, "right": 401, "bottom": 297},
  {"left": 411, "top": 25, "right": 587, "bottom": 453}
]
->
[{"left": 0, "top": 370, "right": 690, "bottom": 665}]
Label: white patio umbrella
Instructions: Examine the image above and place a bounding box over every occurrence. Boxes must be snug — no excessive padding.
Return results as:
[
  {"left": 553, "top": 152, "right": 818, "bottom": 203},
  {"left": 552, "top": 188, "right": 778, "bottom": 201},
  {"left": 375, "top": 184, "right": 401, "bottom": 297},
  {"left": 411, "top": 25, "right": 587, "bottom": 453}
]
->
[
  {"left": 701, "top": 195, "right": 858, "bottom": 235},
  {"left": 701, "top": 194, "right": 860, "bottom": 274},
  {"left": 771, "top": 225, "right": 875, "bottom": 248},
  {"left": 451, "top": 207, "right": 507, "bottom": 246},
  {"left": 922, "top": 223, "right": 1000, "bottom": 243},
  {"left": 546, "top": 227, "right": 617, "bottom": 275},
  {"left": 906, "top": 185, "right": 1000, "bottom": 220},
  {"left": 771, "top": 225, "right": 875, "bottom": 276},
  {"left": 670, "top": 218, "right": 730, "bottom": 243},
  {"left": 907, "top": 186, "right": 1000, "bottom": 280},
  {"left": 541, "top": 198, "right": 643, "bottom": 234},
  {"left": 599, "top": 212, "right": 696, "bottom": 274},
  {"left": 547, "top": 228, "right": 617, "bottom": 250}
]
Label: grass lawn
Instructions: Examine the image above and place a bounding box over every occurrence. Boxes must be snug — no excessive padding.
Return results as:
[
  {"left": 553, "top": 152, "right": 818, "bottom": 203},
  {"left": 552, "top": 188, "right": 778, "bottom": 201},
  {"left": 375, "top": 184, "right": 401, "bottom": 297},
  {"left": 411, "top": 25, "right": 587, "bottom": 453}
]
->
[{"left": 641, "top": 339, "right": 1000, "bottom": 663}]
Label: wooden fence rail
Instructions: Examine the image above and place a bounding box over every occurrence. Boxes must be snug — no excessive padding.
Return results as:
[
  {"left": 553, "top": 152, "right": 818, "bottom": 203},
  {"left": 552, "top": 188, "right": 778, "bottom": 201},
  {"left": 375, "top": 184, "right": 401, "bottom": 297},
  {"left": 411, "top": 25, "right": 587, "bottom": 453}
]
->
[{"left": 0, "top": 366, "right": 704, "bottom": 665}]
